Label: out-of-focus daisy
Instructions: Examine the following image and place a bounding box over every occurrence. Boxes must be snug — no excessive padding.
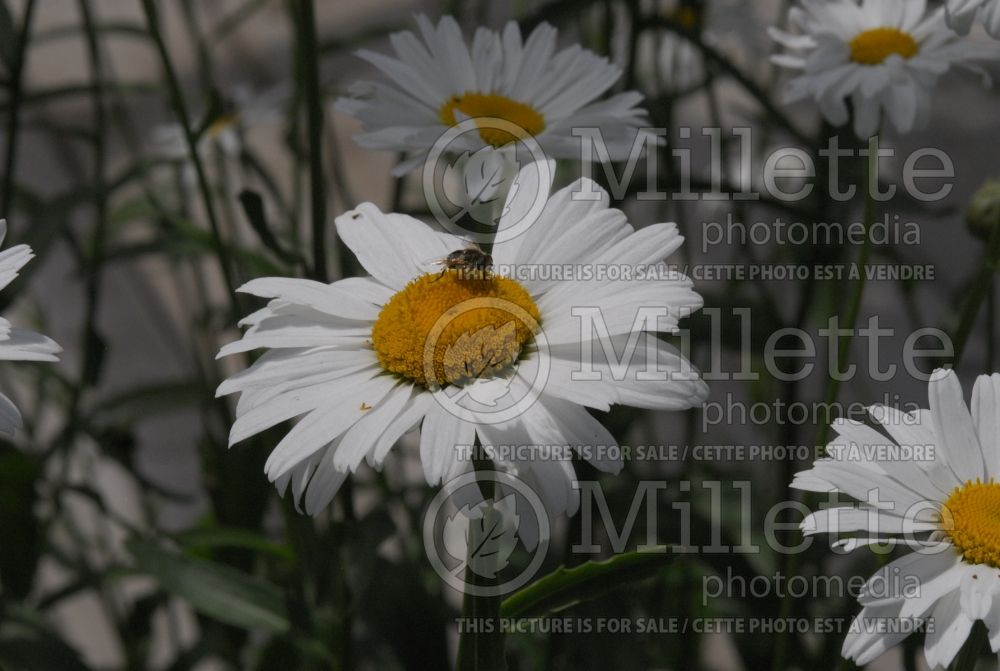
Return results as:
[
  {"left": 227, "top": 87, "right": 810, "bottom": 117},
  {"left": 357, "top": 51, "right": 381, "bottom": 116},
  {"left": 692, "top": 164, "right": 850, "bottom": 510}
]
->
[
  {"left": 770, "top": 0, "right": 999, "bottom": 139},
  {"left": 0, "top": 220, "right": 61, "bottom": 436},
  {"left": 217, "top": 166, "right": 707, "bottom": 519},
  {"left": 335, "top": 15, "right": 655, "bottom": 175},
  {"left": 652, "top": 28, "right": 704, "bottom": 95},
  {"left": 149, "top": 117, "right": 240, "bottom": 165},
  {"left": 947, "top": 0, "right": 1000, "bottom": 39},
  {"left": 148, "top": 82, "right": 289, "bottom": 179},
  {"left": 613, "top": 2, "right": 705, "bottom": 96},
  {"left": 794, "top": 369, "right": 1000, "bottom": 668}
]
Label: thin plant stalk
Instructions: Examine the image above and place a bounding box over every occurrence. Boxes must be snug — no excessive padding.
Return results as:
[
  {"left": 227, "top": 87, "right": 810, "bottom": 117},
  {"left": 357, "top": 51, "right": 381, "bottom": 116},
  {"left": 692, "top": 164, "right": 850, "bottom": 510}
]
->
[
  {"left": 455, "top": 449, "right": 506, "bottom": 671},
  {"left": 949, "top": 209, "right": 1000, "bottom": 368},
  {"left": 0, "top": 0, "right": 37, "bottom": 215},
  {"left": 771, "top": 136, "right": 879, "bottom": 671},
  {"left": 139, "top": 0, "right": 240, "bottom": 316},
  {"left": 293, "top": 0, "right": 328, "bottom": 283}
]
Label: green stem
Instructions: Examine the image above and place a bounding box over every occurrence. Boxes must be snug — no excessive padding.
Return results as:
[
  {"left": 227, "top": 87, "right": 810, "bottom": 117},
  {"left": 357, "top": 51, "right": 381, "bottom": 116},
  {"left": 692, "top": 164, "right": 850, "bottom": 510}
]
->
[
  {"left": 771, "top": 138, "right": 878, "bottom": 671},
  {"left": 0, "top": 0, "right": 37, "bottom": 215},
  {"left": 139, "top": 0, "right": 240, "bottom": 315},
  {"left": 455, "top": 452, "right": 506, "bottom": 671},
  {"left": 949, "top": 206, "right": 1000, "bottom": 368},
  {"left": 289, "top": 1, "right": 353, "bottom": 665},
  {"left": 951, "top": 621, "right": 987, "bottom": 671},
  {"left": 815, "top": 138, "right": 877, "bottom": 449},
  {"left": 988, "top": 284, "right": 996, "bottom": 372},
  {"left": 293, "top": 0, "right": 328, "bottom": 283},
  {"left": 77, "top": 0, "right": 108, "bottom": 391},
  {"left": 453, "top": 187, "right": 509, "bottom": 671}
]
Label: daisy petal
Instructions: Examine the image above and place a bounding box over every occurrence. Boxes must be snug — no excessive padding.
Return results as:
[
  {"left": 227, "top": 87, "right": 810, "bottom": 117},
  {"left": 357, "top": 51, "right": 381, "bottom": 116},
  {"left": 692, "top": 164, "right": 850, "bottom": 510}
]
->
[
  {"left": 928, "top": 368, "right": 985, "bottom": 484},
  {"left": 0, "top": 391, "right": 23, "bottom": 437},
  {"left": 972, "top": 373, "right": 1000, "bottom": 478},
  {"left": 420, "top": 404, "right": 475, "bottom": 486},
  {"left": 334, "top": 203, "right": 459, "bottom": 290},
  {"left": 924, "top": 590, "right": 974, "bottom": 669}
]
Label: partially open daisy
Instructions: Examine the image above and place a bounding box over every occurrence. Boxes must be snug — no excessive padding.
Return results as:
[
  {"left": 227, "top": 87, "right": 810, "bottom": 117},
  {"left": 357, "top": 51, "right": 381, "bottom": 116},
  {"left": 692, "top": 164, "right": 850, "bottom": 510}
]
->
[
  {"left": 0, "top": 220, "right": 62, "bottom": 436},
  {"left": 770, "top": 0, "right": 999, "bottom": 139},
  {"left": 216, "top": 170, "right": 707, "bottom": 519},
  {"left": 947, "top": 0, "right": 1000, "bottom": 39},
  {"left": 793, "top": 369, "right": 1000, "bottom": 667},
  {"left": 335, "top": 15, "right": 655, "bottom": 175}
]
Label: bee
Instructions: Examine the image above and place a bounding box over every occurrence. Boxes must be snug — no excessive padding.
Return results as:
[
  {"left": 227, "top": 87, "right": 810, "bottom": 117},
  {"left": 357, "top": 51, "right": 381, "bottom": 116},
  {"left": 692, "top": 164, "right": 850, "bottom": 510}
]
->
[{"left": 432, "top": 243, "right": 493, "bottom": 280}]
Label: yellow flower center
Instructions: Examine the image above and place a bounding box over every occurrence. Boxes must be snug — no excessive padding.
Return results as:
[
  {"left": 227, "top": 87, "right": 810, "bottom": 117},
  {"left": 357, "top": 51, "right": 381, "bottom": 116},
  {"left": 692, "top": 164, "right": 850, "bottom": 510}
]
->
[
  {"left": 849, "top": 27, "right": 919, "bottom": 65},
  {"left": 671, "top": 5, "right": 700, "bottom": 31},
  {"left": 371, "top": 271, "right": 541, "bottom": 387},
  {"left": 941, "top": 480, "right": 1000, "bottom": 568},
  {"left": 439, "top": 92, "right": 546, "bottom": 147},
  {"left": 207, "top": 113, "right": 238, "bottom": 139}
]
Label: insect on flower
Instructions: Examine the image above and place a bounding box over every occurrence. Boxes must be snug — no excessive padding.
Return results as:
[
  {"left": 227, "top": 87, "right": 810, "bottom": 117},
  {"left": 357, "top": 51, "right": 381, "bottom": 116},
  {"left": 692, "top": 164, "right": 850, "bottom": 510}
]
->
[{"left": 432, "top": 243, "right": 494, "bottom": 281}]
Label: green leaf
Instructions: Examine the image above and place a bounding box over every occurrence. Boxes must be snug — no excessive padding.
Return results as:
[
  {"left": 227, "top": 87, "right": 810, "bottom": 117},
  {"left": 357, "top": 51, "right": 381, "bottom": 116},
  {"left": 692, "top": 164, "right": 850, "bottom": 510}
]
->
[
  {"left": 164, "top": 215, "right": 288, "bottom": 277},
  {"left": 0, "top": 606, "right": 91, "bottom": 671},
  {"left": 33, "top": 21, "right": 149, "bottom": 45},
  {"left": 238, "top": 189, "right": 301, "bottom": 266},
  {"left": 500, "top": 547, "right": 674, "bottom": 620},
  {"left": 172, "top": 526, "right": 294, "bottom": 562},
  {"left": 127, "top": 537, "right": 290, "bottom": 634},
  {"left": 0, "top": 446, "right": 42, "bottom": 600}
]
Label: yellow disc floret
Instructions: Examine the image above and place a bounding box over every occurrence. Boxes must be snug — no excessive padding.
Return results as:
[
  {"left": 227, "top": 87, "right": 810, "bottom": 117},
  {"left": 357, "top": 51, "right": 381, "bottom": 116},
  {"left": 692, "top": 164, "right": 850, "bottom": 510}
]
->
[
  {"left": 671, "top": 5, "right": 700, "bottom": 31},
  {"left": 849, "top": 27, "right": 919, "bottom": 65},
  {"left": 941, "top": 480, "right": 1000, "bottom": 568},
  {"left": 439, "top": 92, "right": 546, "bottom": 147},
  {"left": 371, "top": 271, "right": 541, "bottom": 387}
]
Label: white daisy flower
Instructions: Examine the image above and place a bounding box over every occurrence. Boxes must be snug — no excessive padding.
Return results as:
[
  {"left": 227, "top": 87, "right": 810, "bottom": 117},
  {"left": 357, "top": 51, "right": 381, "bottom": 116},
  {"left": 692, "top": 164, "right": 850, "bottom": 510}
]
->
[
  {"left": 216, "top": 167, "right": 708, "bottom": 520},
  {"left": 770, "top": 0, "right": 999, "bottom": 139},
  {"left": 335, "top": 15, "right": 655, "bottom": 175},
  {"left": 793, "top": 368, "right": 1000, "bottom": 668},
  {"left": 0, "top": 220, "right": 62, "bottom": 436},
  {"left": 947, "top": 0, "right": 1000, "bottom": 39}
]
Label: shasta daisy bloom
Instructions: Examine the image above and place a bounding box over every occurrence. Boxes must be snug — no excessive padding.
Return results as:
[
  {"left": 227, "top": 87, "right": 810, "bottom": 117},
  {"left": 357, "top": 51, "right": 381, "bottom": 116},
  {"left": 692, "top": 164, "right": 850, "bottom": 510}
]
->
[
  {"left": 793, "top": 369, "right": 1000, "bottom": 668},
  {"left": 216, "top": 170, "right": 707, "bottom": 519},
  {"left": 0, "top": 220, "right": 62, "bottom": 435},
  {"left": 335, "top": 15, "right": 655, "bottom": 175},
  {"left": 770, "top": 0, "right": 999, "bottom": 139},
  {"left": 947, "top": 0, "right": 1000, "bottom": 39}
]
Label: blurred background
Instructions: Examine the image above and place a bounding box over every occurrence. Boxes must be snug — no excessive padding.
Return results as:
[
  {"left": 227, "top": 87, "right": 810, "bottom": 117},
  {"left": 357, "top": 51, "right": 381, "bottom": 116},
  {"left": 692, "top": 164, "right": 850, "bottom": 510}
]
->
[{"left": 1, "top": 0, "right": 998, "bottom": 669}]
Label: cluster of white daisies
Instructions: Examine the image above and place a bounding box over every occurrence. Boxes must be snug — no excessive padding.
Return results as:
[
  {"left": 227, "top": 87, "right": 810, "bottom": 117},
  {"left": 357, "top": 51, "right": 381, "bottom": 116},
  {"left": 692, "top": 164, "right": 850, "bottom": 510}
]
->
[
  {"left": 220, "top": 14, "right": 711, "bottom": 521},
  {"left": 212, "top": 6, "right": 1000, "bottom": 669},
  {"left": 3, "top": 1, "right": 999, "bottom": 668}
]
